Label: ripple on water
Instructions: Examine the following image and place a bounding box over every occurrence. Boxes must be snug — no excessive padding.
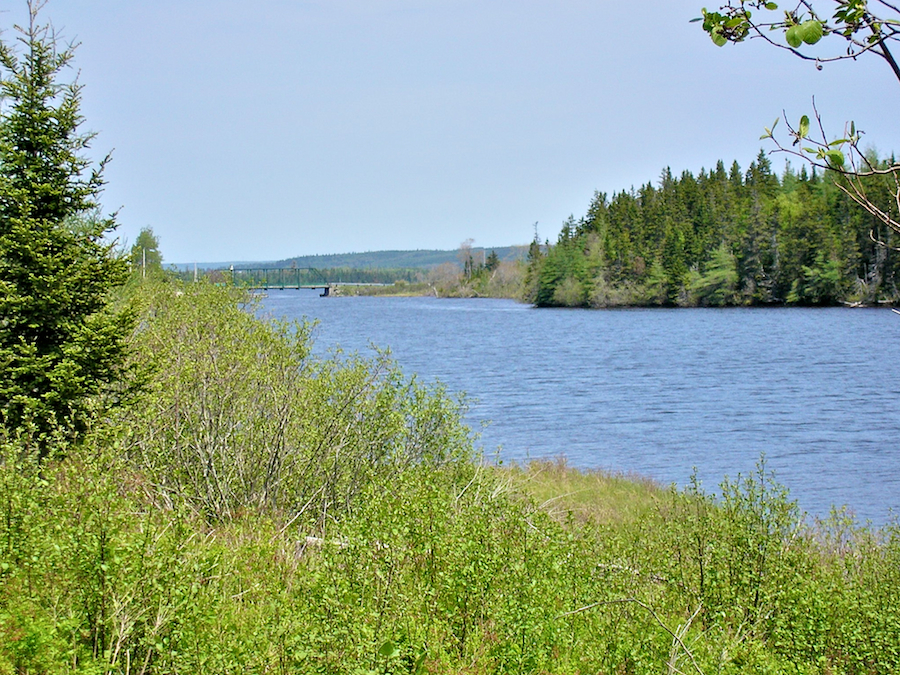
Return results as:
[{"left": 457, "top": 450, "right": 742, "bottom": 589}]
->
[{"left": 260, "top": 292, "right": 900, "bottom": 525}]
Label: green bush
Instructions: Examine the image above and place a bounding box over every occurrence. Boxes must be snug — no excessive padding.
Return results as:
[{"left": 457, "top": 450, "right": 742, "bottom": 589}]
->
[{"left": 119, "top": 281, "right": 472, "bottom": 523}]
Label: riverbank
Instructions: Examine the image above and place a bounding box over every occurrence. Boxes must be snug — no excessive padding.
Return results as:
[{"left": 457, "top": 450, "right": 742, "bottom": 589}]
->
[
  {"left": 332, "top": 281, "right": 517, "bottom": 299},
  {"left": 331, "top": 280, "right": 435, "bottom": 297},
  {"left": 331, "top": 279, "right": 897, "bottom": 307},
  {"left": 330, "top": 258, "right": 528, "bottom": 300},
  {"left": 5, "top": 282, "right": 899, "bottom": 674},
  {"left": 5, "top": 446, "right": 898, "bottom": 674}
]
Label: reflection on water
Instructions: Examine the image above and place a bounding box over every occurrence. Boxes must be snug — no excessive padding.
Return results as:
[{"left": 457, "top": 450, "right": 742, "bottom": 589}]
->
[{"left": 260, "top": 290, "right": 900, "bottom": 524}]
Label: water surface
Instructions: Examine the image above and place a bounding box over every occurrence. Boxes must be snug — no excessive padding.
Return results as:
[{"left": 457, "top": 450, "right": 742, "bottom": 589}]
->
[{"left": 260, "top": 291, "right": 900, "bottom": 524}]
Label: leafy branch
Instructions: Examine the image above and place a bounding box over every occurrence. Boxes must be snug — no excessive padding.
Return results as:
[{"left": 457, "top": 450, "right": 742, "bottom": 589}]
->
[
  {"left": 696, "top": 1, "right": 900, "bottom": 238},
  {"left": 695, "top": 1, "right": 900, "bottom": 79},
  {"left": 760, "top": 99, "right": 900, "bottom": 235}
]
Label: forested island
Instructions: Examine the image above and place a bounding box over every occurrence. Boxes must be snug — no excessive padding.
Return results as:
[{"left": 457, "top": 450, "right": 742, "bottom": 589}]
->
[{"left": 525, "top": 152, "right": 900, "bottom": 308}]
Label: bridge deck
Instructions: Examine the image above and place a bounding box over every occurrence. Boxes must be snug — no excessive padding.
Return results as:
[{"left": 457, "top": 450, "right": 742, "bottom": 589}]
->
[{"left": 230, "top": 268, "right": 392, "bottom": 294}]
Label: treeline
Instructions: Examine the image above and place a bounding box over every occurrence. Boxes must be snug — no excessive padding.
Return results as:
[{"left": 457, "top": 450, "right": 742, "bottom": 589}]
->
[
  {"left": 271, "top": 245, "right": 528, "bottom": 270},
  {"left": 426, "top": 247, "right": 527, "bottom": 299},
  {"left": 527, "top": 151, "right": 900, "bottom": 307},
  {"left": 175, "top": 266, "right": 426, "bottom": 287},
  {"left": 169, "top": 261, "right": 529, "bottom": 298}
]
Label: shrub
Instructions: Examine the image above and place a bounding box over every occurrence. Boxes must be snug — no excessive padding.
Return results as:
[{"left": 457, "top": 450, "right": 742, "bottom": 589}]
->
[{"left": 119, "top": 281, "right": 473, "bottom": 523}]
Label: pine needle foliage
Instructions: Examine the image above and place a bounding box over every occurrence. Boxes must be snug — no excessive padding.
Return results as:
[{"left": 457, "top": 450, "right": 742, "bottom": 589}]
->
[{"left": 0, "top": 2, "right": 131, "bottom": 455}]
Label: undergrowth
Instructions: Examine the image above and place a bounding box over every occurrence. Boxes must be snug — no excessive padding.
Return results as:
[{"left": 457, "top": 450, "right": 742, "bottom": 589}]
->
[{"left": 1, "top": 282, "right": 898, "bottom": 674}]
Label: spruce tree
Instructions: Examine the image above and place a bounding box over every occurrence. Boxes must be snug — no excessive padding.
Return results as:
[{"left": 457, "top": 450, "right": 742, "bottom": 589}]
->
[{"left": 0, "top": 3, "right": 132, "bottom": 454}]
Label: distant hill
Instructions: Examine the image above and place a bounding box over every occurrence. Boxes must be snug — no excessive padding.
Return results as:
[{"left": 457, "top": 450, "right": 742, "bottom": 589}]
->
[
  {"left": 173, "top": 246, "right": 529, "bottom": 271},
  {"left": 272, "top": 246, "right": 528, "bottom": 270}
]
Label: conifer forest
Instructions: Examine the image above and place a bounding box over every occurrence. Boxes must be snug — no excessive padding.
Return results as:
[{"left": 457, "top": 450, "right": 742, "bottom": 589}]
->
[{"left": 526, "top": 152, "right": 900, "bottom": 308}]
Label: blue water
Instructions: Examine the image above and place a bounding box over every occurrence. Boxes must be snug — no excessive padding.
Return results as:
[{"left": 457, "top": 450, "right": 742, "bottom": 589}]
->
[{"left": 259, "top": 291, "right": 900, "bottom": 524}]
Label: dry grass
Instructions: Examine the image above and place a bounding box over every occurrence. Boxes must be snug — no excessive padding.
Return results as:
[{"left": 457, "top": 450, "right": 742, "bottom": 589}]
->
[
  {"left": 334, "top": 282, "right": 434, "bottom": 297},
  {"left": 494, "top": 457, "right": 664, "bottom": 526}
]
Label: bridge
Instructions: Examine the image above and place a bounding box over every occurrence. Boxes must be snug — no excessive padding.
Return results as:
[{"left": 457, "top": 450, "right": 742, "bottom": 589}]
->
[{"left": 230, "top": 267, "right": 390, "bottom": 296}]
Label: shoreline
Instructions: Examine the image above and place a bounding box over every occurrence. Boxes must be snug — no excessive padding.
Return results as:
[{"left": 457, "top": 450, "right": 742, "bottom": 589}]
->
[{"left": 328, "top": 282, "right": 899, "bottom": 309}]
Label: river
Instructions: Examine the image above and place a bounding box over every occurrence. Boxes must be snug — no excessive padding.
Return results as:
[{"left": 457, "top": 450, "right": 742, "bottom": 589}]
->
[{"left": 259, "top": 291, "right": 900, "bottom": 525}]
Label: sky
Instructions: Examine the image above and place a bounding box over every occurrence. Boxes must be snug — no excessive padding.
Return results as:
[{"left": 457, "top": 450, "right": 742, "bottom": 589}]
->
[{"left": 3, "top": 0, "right": 899, "bottom": 263}]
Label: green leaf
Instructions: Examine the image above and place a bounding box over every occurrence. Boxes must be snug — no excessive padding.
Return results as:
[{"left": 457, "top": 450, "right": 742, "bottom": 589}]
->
[
  {"left": 825, "top": 149, "right": 845, "bottom": 168},
  {"left": 379, "top": 641, "right": 400, "bottom": 659},
  {"left": 711, "top": 28, "right": 728, "bottom": 46},
  {"left": 765, "top": 2, "right": 778, "bottom": 9},
  {"left": 829, "top": 138, "right": 849, "bottom": 146},
  {"left": 761, "top": 117, "right": 780, "bottom": 139},
  {"left": 413, "top": 651, "right": 428, "bottom": 675},
  {"left": 785, "top": 25, "right": 803, "bottom": 48},
  {"left": 798, "top": 114, "right": 810, "bottom": 138},
  {"left": 800, "top": 20, "right": 824, "bottom": 44}
]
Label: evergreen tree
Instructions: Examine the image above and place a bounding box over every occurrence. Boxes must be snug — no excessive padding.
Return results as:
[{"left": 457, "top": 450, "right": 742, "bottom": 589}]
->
[
  {"left": 484, "top": 249, "right": 500, "bottom": 272},
  {"left": 532, "top": 151, "right": 900, "bottom": 308},
  {"left": 689, "top": 243, "right": 739, "bottom": 306},
  {"left": 522, "top": 231, "right": 545, "bottom": 304},
  {"left": 0, "top": 4, "right": 132, "bottom": 454}
]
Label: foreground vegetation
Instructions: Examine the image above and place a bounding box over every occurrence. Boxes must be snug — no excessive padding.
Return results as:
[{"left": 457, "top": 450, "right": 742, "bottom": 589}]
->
[{"left": 3, "top": 280, "right": 900, "bottom": 675}]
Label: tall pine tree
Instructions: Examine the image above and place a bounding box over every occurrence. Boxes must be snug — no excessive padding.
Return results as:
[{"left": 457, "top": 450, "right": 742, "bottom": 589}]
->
[{"left": 0, "top": 3, "right": 132, "bottom": 454}]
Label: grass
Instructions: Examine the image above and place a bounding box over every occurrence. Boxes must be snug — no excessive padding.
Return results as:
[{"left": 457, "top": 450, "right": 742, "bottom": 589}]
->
[
  {"left": 334, "top": 281, "right": 435, "bottom": 297},
  {"left": 5, "top": 441, "right": 900, "bottom": 674},
  {"left": 500, "top": 457, "right": 664, "bottom": 525}
]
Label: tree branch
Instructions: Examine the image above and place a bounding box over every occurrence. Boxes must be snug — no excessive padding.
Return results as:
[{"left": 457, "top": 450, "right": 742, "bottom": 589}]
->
[{"left": 558, "top": 598, "right": 706, "bottom": 675}]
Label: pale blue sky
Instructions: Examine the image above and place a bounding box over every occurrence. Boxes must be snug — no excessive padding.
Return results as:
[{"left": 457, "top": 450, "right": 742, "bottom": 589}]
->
[{"left": 6, "top": 1, "right": 899, "bottom": 263}]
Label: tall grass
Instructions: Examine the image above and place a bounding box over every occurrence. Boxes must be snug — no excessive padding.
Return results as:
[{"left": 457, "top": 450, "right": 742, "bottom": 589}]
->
[{"left": 1, "top": 281, "right": 898, "bottom": 674}]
